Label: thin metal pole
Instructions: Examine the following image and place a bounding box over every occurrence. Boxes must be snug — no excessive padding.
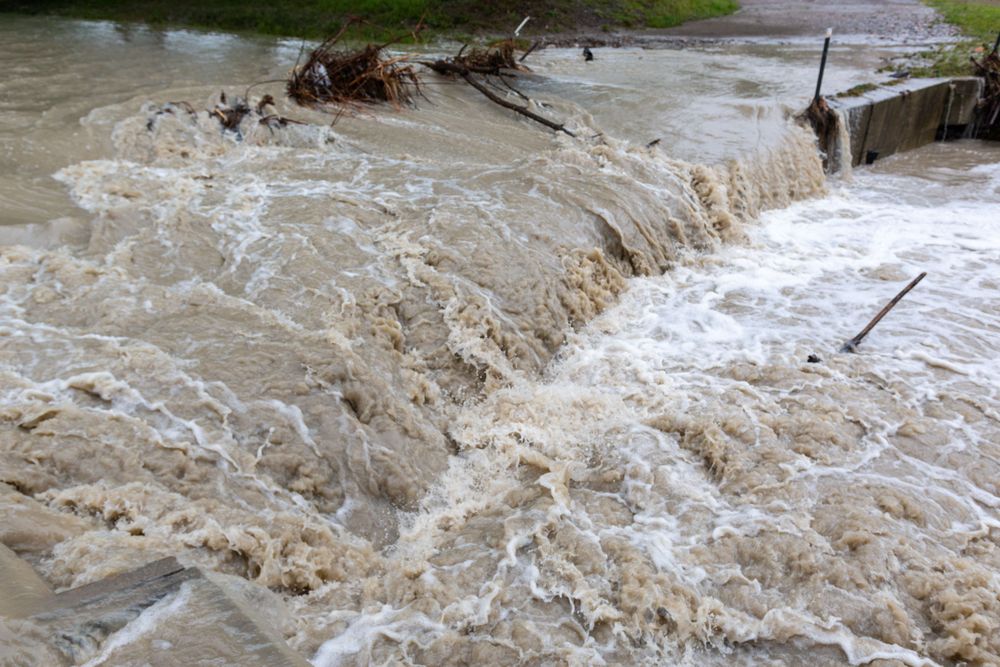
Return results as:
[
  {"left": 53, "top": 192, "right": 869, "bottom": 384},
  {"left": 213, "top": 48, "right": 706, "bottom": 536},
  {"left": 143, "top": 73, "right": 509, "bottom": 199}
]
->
[
  {"left": 514, "top": 16, "right": 530, "bottom": 37},
  {"left": 993, "top": 30, "right": 1000, "bottom": 54},
  {"left": 814, "top": 28, "right": 832, "bottom": 103}
]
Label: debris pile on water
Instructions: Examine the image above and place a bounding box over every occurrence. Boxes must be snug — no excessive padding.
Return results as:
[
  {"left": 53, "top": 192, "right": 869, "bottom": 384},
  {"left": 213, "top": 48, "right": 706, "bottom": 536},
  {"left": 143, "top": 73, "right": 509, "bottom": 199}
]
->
[
  {"left": 419, "top": 40, "right": 575, "bottom": 136},
  {"left": 146, "top": 92, "right": 301, "bottom": 142},
  {"left": 972, "top": 48, "right": 1000, "bottom": 136},
  {"left": 286, "top": 35, "right": 421, "bottom": 111},
  {"left": 799, "top": 95, "right": 840, "bottom": 171},
  {"left": 453, "top": 39, "right": 525, "bottom": 73}
]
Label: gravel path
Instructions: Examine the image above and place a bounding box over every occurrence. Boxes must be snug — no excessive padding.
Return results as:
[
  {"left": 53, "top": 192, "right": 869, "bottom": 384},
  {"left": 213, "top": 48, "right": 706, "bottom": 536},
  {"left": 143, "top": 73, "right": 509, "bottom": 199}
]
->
[
  {"left": 662, "top": 0, "right": 958, "bottom": 40},
  {"left": 543, "top": 0, "right": 958, "bottom": 48}
]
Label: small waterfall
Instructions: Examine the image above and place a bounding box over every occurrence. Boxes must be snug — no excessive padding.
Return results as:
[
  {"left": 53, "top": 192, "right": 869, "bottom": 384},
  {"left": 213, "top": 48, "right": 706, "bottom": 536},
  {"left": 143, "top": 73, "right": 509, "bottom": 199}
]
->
[
  {"left": 941, "top": 82, "right": 956, "bottom": 141},
  {"left": 831, "top": 107, "right": 854, "bottom": 176}
]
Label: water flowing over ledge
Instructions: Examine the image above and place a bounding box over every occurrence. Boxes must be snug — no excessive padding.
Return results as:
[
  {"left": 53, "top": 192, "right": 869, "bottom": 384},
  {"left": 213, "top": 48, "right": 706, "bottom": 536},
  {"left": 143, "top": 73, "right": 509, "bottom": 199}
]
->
[{"left": 2, "top": 16, "right": 999, "bottom": 667}]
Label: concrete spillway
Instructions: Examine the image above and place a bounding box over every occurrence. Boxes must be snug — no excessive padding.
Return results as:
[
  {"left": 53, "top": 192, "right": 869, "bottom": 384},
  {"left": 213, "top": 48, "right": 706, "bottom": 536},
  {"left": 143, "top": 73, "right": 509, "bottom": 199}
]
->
[{"left": 829, "top": 77, "right": 984, "bottom": 167}]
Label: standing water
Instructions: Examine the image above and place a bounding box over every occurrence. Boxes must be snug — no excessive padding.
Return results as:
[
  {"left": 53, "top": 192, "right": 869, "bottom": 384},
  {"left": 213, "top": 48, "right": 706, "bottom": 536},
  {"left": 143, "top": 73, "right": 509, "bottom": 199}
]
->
[{"left": 1, "top": 15, "right": 998, "bottom": 667}]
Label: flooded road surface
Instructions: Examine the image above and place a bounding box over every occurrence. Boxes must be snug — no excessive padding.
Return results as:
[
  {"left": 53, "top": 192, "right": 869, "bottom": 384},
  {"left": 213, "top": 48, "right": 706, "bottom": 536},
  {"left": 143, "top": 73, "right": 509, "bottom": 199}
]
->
[{"left": 1, "top": 13, "right": 999, "bottom": 667}]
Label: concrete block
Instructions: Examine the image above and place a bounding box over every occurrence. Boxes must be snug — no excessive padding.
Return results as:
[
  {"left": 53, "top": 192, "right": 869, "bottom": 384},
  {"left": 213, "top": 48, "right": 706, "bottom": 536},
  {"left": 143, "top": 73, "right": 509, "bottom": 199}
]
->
[
  {"left": 0, "top": 543, "right": 54, "bottom": 618},
  {"left": 1, "top": 550, "right": 309, "bottom": 666},
  {"left": 828, "top": 77, "right": 985, "bottom": 167},
  {"left": 944, "top": 77, "right": 984, "bottom": 126},
  {"left": 91, "top": 573, "right": 312, "bottom": 666},
  {"left": 862, "top": 80, "right": 942, "bottom": 159},
  {"left": 0, "top": 482, "right": 90, "bottom": 555}
]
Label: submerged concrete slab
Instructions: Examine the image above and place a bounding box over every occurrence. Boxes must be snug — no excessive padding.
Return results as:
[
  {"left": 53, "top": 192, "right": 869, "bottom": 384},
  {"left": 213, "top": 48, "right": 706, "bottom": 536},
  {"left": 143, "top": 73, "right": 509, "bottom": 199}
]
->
[
  {"left": 0, "top": 543, "right": 54, "bottom": 618},
  {"left": 89, "top": 572, "right": 312, "bottom": 667},
  {"left": 0, "top": 552, "right": 309, "bottom": 666},
  {"left": 0, "top": 482, "right": 90, "bottom": 555}
]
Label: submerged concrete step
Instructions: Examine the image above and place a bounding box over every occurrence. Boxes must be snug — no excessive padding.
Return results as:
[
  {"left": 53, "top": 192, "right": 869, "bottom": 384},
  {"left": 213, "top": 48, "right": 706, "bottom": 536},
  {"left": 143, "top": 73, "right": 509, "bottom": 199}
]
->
[
  {"left": 0, "top": 482, "right": 90, "bottom": 556},
  {"left": 0, "top": 543, "right": 54, "bottom": 618},
  {"left": 85, "top": 570, "right": 313, "bottom": 666},
  {"left": 0, "top": 550, "right": 309, "bottom": 666}
]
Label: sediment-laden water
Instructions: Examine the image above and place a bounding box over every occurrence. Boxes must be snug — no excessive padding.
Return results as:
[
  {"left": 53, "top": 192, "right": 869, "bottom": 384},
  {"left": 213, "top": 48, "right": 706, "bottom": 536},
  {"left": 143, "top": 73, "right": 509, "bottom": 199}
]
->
[{"left": 1, "top": 15, "right": 998, "bottom": 667}]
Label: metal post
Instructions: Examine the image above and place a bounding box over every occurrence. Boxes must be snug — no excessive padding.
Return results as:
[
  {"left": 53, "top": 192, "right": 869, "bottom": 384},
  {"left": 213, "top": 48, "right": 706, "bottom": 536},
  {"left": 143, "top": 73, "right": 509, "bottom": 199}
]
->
[
  {"left": 514, "top": 16, "right": 530, "bottom": 37},
  {"left": 993, "top": 30, "right": 1000, "bottom": 54},
  {"left": 814, "top": 28, "right": 832, "bottom": 103}
]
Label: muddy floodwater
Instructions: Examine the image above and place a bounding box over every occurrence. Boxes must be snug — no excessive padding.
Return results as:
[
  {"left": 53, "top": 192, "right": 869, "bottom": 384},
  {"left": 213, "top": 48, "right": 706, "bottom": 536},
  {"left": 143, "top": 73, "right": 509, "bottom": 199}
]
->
[{"left": 2, "top": 14, "right": 999, "bottom": 667}]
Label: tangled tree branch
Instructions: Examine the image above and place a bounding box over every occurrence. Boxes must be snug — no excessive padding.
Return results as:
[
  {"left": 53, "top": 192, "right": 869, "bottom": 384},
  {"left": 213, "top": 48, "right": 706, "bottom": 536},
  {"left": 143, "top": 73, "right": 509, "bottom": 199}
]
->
[
  {"left": 283, "top": 29, "right": 574, "bottom": 137},
  {"left": 972, "top": 49, "right": 1000, "bottom": 136},
  {"left": 285, "top": 23, "right": 423, "bottom": 111},
  {"left": 417, "top": 40, "right": 575, "bottom": 136}
]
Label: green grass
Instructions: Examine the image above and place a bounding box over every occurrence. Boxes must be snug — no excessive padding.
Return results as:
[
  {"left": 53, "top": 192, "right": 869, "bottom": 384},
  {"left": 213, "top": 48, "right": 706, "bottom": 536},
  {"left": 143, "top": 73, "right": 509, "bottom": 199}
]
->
[
  {"left": 910, "top": 1, "right": 1000, "bottom": 77},
  {"left": 603, "top": 0, "right": 738, "bottom": 29},
  {"left": 910, "top": 42, "right": 983, "bottom": 77},
  {"left": 925, "top": 0, "right": 1000, "bottom": 42},
  {"left": 837, "top": 82, "right": 880, "bottom": 97},
  {"left": 0, "top": 0, "right": 432, "bottom": 41},
  {"left": 0, "top": 0, "right": 739, "bottom": 42}
]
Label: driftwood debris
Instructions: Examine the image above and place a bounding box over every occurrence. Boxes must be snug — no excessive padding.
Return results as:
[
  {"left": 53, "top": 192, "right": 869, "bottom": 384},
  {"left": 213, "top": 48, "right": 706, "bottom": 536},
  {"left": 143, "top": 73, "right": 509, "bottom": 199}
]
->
[
  {"left": 286, "top": 31, "right": 422, "bottom": 111},
  {"left": 212, "top": 91, "right": 251, "bottom": 131},
  {"left": 800, "top": 95, "right": 840, "bottom": 170},
  {"left": 519, "top": 41, "right": 541, "bottom": 63},
  {"left": 146, "top": 92, "right": 302, "bottom": 139},
  {"left": 209, "top": 91, "right": 305, "bottom": 133},
  {"left": 451, "top": 40, "right": 524, "bottom": 72},
  {"left": 253, "top": 94, "right": 305, "bottom": 130},
  {"left": 419, "top": 40, "right": 575, "bottom": 136},
  {"left": 839, "top": 272, "right": 927, "bottom": 353},
  {"left": 971, "top": 49, "right": 1000, "bottom": 138},
  {"left": 283, "top": 29, "right": 574, "bottom": 137}
]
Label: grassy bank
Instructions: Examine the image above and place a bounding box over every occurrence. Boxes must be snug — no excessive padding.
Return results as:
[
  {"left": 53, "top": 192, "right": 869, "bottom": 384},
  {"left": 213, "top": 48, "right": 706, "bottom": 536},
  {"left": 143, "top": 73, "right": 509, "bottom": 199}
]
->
[
  {"left": 912, "top": 0, "right": 1000, "bottom": 76},
  {"left": 926, "top": 0, "right": 1000, "bottom": 43},
  {"left": 0, "top": 0, "right": 738, "bottom": 42}
]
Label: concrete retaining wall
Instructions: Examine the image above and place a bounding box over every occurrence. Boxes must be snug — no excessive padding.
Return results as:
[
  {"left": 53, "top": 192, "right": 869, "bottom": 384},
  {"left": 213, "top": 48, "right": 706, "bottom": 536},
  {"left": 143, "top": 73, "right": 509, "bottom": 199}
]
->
[{"left": 829, "top": 77, "right": 983, "bottom": 168}]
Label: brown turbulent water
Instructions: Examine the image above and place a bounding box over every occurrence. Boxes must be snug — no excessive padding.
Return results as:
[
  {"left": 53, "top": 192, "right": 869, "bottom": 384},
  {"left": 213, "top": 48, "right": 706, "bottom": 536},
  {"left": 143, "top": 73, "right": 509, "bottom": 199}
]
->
[{"left": 2, "top": 15, "right": 999, "bottom": 667}]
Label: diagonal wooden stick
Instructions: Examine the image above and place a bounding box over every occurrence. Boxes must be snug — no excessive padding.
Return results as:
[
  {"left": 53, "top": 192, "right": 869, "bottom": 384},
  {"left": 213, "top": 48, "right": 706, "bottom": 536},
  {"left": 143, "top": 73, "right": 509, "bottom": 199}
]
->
[
  {"left": 519, "top": 41, "right": 541, "bottom": 63},
  {"left": 840, "top": 272, "right": 927, "bottom": 352},
  {"left": 457, "top": 71, "right": 576, "bottom": 136}
]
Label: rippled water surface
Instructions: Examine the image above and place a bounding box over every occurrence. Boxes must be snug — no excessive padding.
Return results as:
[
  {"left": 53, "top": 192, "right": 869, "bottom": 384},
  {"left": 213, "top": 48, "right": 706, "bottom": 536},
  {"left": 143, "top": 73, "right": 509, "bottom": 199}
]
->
[{"left": 1, "top": 14, "right": 999, "bottom": 667}]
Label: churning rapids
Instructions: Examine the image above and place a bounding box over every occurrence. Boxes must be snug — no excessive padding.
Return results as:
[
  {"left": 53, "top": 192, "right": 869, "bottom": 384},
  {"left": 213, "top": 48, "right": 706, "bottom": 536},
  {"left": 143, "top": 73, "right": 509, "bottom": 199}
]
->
[{"left": 2, "top": 15, "right": 1000, "bottom": 667}]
